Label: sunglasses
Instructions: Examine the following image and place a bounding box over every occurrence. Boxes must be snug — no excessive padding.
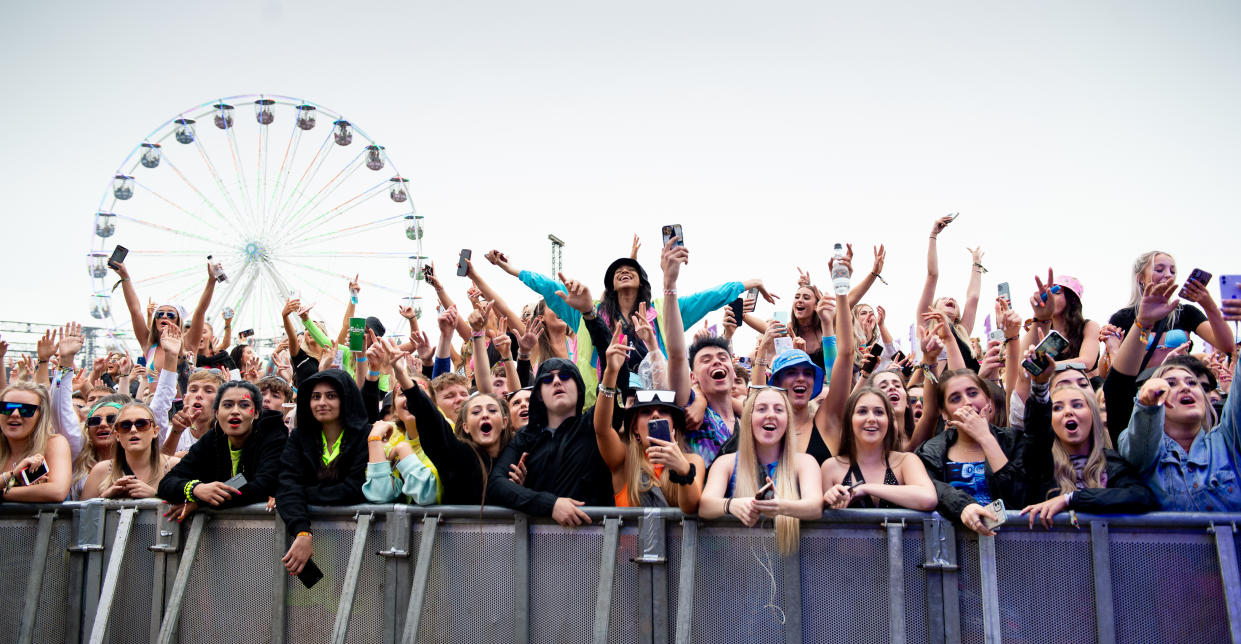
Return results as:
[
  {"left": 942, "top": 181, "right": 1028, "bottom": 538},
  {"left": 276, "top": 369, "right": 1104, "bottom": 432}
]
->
[
  {"left": 86, "top": 414, "right": 119, "bottom": 427},
  {"left": 2, "top": 402, "right": 39, "bottom": 418},
  {"left": 154, "top": 310, "right": 180, "bottom": 320},
  {"left": 634, "top": 390, "right": 676, "bottom": 404},
  {"left": 537, "top": 371, "right": 573, "bottom": 386},
  {"left": 193, "top": 368, "right": 224, "bottom": 376},
  {"left": 116, "top": 418, "right": 153, "bottom": 432}
]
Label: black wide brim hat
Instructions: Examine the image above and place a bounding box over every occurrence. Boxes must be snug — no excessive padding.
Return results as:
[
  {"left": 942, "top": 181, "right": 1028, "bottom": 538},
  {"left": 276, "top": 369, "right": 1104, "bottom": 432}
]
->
[
  {"left": 603, "top": 258, "right": 649, "bottom": 293},
  {"left": 623, "top": 391, "right": 686, "bottom": 436}
]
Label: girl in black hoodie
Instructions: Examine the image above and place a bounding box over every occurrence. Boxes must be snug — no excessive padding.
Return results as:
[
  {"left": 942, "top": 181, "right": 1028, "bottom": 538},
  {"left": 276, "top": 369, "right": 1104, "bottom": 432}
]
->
[
  {"left": 277, "top": 369, "right": 370, "bottom": 576},
  {"left": 158, "top": 381, "right": 288, "bottom": 519}
]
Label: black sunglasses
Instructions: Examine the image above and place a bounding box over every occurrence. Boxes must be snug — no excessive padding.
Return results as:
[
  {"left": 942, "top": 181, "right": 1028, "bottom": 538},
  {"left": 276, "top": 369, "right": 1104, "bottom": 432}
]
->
[
  {"left": 154, "top": 310, "right": 180, "bottom": 320},
  {"left": 3, "top": 402, "right": 39, "bottom": 418},
  {"left": 116, "top": 418, "right": 153, "bottom": 432},
  {"left": 537, "top": 371, "right": 573, "bottom": 386},
  {"left": 86, "top": 414, "right": 119, "bottom": 427}
]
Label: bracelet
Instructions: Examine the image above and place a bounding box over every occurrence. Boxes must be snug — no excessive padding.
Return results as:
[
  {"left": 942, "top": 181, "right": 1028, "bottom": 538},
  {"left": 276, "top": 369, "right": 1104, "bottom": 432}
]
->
[
  {"left": 296, "top": 531, "right": 312, "bottom": 539},
  {"left": 368, "top": 370, "right": 382, "bottom": 378},
  {"left": 663, "top": 289, "right": 677, "bottom": 296},
  {"left": 668, "top": 463, "right": 696, "bottom": 485},
  {"left": 1133, "top": 318, "right": 1148, "bottom": 331},
  {"left": 516, "top": 353, "right": 530, "bottom": 361},
  {"left": 581, "top": 310, "right": 598, "bottom": 321},
  {"left": 723, "top": 497, "right": 733, "bottom": 515},
  {"left": 973, "top": 262, "right": 988, "bottom": 274},
  {"left": 597, "top": 384, "right": 620, "bottom": 398},
  {"left": 471, "top": 331, "right": 485, "bottom": 338},
  {"left": 355, "top": 356, "right": 368, "bottom": 363},
  {"left": 184, "top": 480, "right": 201, "bottom": 502},
  {"left": 920, "top": 363, "right": 939, "bottom": 384},
  {"left": 368, "top": 435, "right": 385, "bottom": 442}
]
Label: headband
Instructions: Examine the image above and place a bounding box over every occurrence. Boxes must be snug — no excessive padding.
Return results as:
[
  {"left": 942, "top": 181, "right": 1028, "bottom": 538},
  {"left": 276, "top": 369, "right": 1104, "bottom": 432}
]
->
[{"left": 88, "top": 401, "right": 123, "bottom": 418}]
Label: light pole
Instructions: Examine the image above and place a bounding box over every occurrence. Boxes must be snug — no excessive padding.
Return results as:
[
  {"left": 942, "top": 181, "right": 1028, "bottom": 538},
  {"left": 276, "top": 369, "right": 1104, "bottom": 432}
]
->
[{"left": 548, "top": 234, "right": 565, "bottom": 275}]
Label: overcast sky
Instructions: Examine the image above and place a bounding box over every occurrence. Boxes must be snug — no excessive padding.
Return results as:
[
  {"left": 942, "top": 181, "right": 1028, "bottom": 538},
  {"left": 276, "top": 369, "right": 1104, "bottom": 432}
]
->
[{"left": 2, "top": 1, "right": 1238, "bottom": 355}]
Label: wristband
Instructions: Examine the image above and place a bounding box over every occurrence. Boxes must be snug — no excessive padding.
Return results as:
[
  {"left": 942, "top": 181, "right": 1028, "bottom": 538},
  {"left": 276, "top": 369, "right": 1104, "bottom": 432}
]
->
[
  {"left": 724, "top": 497, "right": 733, "bottom": 515},
  {"left": 368, "top": 370, "right": 382, "bottom": 378},
  {"left": 355, "top": 356, "right": 368, "bottom": 363},
  {"left": 296, "top": 531, "right": 312, "bottom": 539},
  {"left": 1133, "top": 318, "right": 1148, "bottom": 331},
  {"left": 581, "top": 310, "right": 598, "bottom": 321},
  {"left": 184, "top": 480, "right": 201, "bottom": 502},
  {"left": 368, "top": 435, "right": 385, "bottom": 442},
  {"left": 920, "top": 363, "right": 939, "bottom": 385},
  {"left": 517, "top": 353, "right": 530, "bottom": 361},
  {"left": 663, "top": 289, "right": 677, "bottom": 296},
  {"left": 471, "top": 331, "right": 485, "bottom": 339},
  {"left": 597, "top": 384, "right": 620, "bottom": 398}
]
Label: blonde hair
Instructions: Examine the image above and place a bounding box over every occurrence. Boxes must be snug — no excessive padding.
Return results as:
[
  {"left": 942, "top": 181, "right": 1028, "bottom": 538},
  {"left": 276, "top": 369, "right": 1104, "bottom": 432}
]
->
[
  {"left": 1150, "top": 363, "right": 1216, "bottom": 431},
  {"left": 621, "top": 414, "right": 689, "bottom": 508},
  {"left": 101, "top": 403, "right": 169, "bottom": 495},
  {"left": 1047, "top": 383, "right": 1110, "bottom": 498},
  {"left": 1126, "top": 251, "right": 1180, "bottom": 329},
  {"left": 736, "top": 389, "right": 802, "bottom": 555},
  {"left": 0, "top": 382, "right": 54, "bottom": 470}
]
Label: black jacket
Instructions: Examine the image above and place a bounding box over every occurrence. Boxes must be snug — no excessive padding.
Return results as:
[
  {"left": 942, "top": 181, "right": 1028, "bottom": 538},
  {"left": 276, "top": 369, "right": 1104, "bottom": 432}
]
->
[
  {"left": 488, "top": 359, "right": 613, "bottom": 515},
  {"left": 915, "top": 422, "right": 1023, "bottom": 523},
  {"left": 404, "top": 384, "right": 493, "bottom": 505},
  {"left": 157, "top": 409, "right": 288, "bottom": 507},
  {"left": 1013, "top": 392, "right": 1157, "bottom": 513},
  {"left": 276, "top": 369, "right": 369, "bottom": 536}
]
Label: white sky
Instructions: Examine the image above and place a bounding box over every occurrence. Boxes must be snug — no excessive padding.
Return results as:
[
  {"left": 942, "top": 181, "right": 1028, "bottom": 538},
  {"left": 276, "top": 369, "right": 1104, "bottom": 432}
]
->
[{"left": 2, "top": 1, "right": 1239, "bottom": 355}]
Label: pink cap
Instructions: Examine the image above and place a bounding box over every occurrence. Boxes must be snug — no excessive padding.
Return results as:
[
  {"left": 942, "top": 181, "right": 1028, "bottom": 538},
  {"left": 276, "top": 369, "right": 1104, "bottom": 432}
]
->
[{"left": 1055, "top": 275, "right": 1084, "bottom": 299}]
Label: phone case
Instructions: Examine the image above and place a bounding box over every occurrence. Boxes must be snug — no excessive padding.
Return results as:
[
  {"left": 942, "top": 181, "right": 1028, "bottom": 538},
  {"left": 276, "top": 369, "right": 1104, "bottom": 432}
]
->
[
  {"left": 981, "top": 499, "right": 1007, "bottom": 530},
  {"left": 224, "top": 473, "right": 248, "bottom": 489},
  {"left": 297, "top": 559, "right": 324, "bottom": 589}
]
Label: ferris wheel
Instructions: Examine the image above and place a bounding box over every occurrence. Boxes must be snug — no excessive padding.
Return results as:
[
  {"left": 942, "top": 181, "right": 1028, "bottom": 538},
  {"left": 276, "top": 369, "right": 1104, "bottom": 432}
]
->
[{"left": 86, "top": 94, "right": 428, "bottom": 345}]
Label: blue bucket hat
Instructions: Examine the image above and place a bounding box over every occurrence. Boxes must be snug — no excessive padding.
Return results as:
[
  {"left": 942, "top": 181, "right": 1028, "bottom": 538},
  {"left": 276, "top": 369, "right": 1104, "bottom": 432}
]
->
[{"left": 770, "top": 349, "right": 825, "bottom": 398}]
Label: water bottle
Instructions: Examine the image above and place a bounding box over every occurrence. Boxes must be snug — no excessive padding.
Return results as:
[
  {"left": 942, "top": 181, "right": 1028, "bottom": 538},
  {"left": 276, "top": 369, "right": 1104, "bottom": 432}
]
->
[
  {"left": 349, "top": 286, "right": 359, "bottom": 305},
  {"left": 831, "top": 244, "right": 851, "bottom": 295},
  {"left": 222, "top": 306, "right": 234, "bottom": 321}
]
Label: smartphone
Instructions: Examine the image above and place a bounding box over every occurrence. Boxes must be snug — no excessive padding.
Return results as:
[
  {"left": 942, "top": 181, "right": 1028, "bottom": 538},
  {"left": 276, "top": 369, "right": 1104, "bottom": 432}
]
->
[
  {"left": 349, "top": 317, "right": 366, "bottom": 352},
  {"left": 980, "top": 498, "right": 1007, "bottom": 531},
  {"left": 746, "top": 287, "right": 758, "bottom": 301},
  {"left": 1221, "top": 275, "right": 1241, "bottom": 302},
  {"left": 988, "top": 329, "right": 1006, "bottom": 343},
  {"left": 108, "top": 245, "right": 129, "bottom": 269},
  {"left": 661, "top": 224, "right": 684, "bottom": 247},
  {"left": 772, "top": 311, "right": 789, "bottom": 324},
  {"left": 297, "top": 558, "right": 324, "bottom": 589},
  {"left": 946, "top": 212, "right": 959, "bottom": 222},
  {"left": 456, "top": 249, "right": 472, "bottom": 277},
  {"left": 728, "top": 298, "right": 744, "bottom": 324},
  {"left": 861, "top": 343, "right": 883, "bottom": 372},
  {"left": 647, "top": 418, "right": 672, "bottom": 443},
  {"left": 1021, "top": 330, "right": 1070, "bottom": 376},
  {"left": 17, "top": 462, "right": 49, "bottom": 486},
  {"left": 997, "top": 282, "right": 1011, "bottom": 307},
  {"left": 239, "top": 329, "right": 255, "bottom": 340},
  {"left": 773, "top": 337, "right": 794, "bottom": 355},
  {"left": 1180, "top": 268, "right": 1213, "bottom": 298},
  {"left": 421, "top": 264, "right": 434, "bottom": 281},
  {"left": 223, "top": 473, "right": 248, "bottom": 489},
  {"left": 755, "top": 480, "right": 775, "bottom": 501}
]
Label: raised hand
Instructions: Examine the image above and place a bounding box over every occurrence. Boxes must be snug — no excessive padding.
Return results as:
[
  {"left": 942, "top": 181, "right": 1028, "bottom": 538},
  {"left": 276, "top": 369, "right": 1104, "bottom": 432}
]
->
[
  {"left": 319, "top": 341, "right": 340, "bottom": 371},
  {"left": 630, "top": 234, "right": 641, "bottom": 260},
  {"left": 35, "top": 328, "right": 58, "bottom": 363},
  {"left": 630, "top": 302, "right": 656, "bottom": 348},
  {"left": 516, "top": 318, "right": 542, "bottom": 357},
  {"left": 492, "top": 319, "right": 513, "bottom": 360},
  {"left": 160, "top": 323, "right": 183, "bottom": 356},
  {"left": 796, "top": 267, "right": 812, "bottom": 288},
  {"left": 484, "top": 249, "right": 509, "bottom": 266},
  {"left": 604, "top": 322, "right": 632, "bottom": 373},
  {"left": 398, "top": 302, "right": 417, "bottom": 320},
  {"left": 554, "top": 272, "right": 594, "bottom": 314},
  {"left": 930, "top": 214, "right": 956, "bottom": 238},
  {"left": 58, "top": 323, "right": 84, "bottom": 363},
  {"left": 282, "top": 298, "right": 301, "bottom": 318},
  {"left": 437, "top": 306, "right": 459, "bottom": 336},
  {"left": 661, "top": 237, "right": 689, "bottom": 285},
  {"left": 871, "top": 244, "right": 887, "bottom": 278},
  {"left": 467, "top": 301, "right": 494, "bottom": 333},
  {"left": 1137, "top": 280, "right": 1180, "bottom": 329}
]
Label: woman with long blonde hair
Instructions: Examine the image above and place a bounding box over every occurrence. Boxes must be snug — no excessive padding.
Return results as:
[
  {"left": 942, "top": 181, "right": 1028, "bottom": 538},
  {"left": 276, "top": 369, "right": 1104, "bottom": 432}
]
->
[
  {"left": 1016, "top": 352, "right": 1155, "bottom": 528},
  {"left": 82, "top": 402, "right": 179, "bottom": 499},
  {"left": 699, "top": 387, "right": 823, "bottom": 555},
  {"left": 69, "top": 394, "right": 130, "bottom": 499},
  {"left": 1, "top": 382, "right": 72, "bottom": 502}
]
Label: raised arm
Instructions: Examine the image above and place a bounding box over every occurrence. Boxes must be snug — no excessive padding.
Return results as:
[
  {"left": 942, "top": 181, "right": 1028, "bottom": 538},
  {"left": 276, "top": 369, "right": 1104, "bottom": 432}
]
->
[
  {"left": 660, "top": 238, "right": 692, "bottom": 406},
  {"left": 183, "top": 263, "right": 219, "bottom": 359},
  {"left": 423, "top": 265, "right": 472, "bottom": 341},
  {"left": 904, "top": 325, "right": 944, "bottom": 451},
  {"left": 468, "top": 304, "right": 495, "bottom": 395},
  {"left": 594, "top": 325, "right": 631, "bottom": 471},
  {"left": 815, "top": 257, "right": 856, "bottom": 442},
  {"left": 334, "top": 275, "right": 360, "bottom": 345},
  {"left": 465, "top": 258, "right": 527, "bottom": 335},
  {"left": 1182, "top": 278, "right": 1236, "bottom": 358},
  {"left": 109, "top": 261, "right": 151, "bottom": 346},
  {"left": 916, "top": 215, "right": 955, "bottom": 318},
  {"left": 960, "top": 246, "right": 985, "bottom": 334}
]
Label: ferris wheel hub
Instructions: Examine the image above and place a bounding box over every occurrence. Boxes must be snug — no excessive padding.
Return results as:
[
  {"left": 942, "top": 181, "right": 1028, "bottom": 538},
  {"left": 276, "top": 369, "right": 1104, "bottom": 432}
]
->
[{"left": 243, "top": 241, "right": 267, "bottom": 262}]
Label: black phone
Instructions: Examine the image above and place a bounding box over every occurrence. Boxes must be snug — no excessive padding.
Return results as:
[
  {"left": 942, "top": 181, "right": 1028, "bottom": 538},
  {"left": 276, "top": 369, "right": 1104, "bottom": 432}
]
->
[
  {"left": 728, "top": 298, "right": 744, "bottom": 324},
  {"left": 661, "top": 224, "right": 684, "bottom": 247},
  {"left": 647, "top": 418, "right": 672, "bottom": 443},
  {"left": 1181, "top": 269, "right": 1212, "bottom": 298},
  {"left": 109, "top": 245, "right": 129, "bottom": 268},
  {"left": 297, "top": 558, "right": 324, "bottom": 589},
  {"left": 239, "top": 329, "right": 255, "bottom": 339},
  {"left": 1021, "top": 330, "right": 1071, "bottom": 376},
  {"left": 997, "top": 282, "right": 1011, "bottom": 307},
  {"left": 17, "top": 462, "right": 49, "bottom": 486},
  {"left": 456, "top": 249, "right": 472, "bottom": 277},
  {"left": 861, "top": 343, "right": 883, "bottom": 372}
]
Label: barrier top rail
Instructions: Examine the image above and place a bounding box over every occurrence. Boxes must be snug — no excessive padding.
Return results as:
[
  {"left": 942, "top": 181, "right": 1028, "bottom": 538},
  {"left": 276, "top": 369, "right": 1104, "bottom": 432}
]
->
[{"left": 2, "top": 500, "right": 1238, "bottom": 530}]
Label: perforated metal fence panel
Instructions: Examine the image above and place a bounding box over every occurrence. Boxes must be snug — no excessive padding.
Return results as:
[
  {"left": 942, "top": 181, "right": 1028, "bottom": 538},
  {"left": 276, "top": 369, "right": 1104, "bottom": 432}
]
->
[{"left": 1, "top": 504, "right": 1238, "bottom": 644}]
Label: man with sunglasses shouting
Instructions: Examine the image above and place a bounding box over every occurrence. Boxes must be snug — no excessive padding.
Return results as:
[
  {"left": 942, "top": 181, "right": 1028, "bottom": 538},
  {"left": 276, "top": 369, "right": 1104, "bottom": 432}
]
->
[{"left": 488, "top": 358, "right": 614, "bottom": 526}]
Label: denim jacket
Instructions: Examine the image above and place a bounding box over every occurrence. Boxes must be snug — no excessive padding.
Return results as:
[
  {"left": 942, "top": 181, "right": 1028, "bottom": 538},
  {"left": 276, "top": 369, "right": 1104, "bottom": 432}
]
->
[{"left": 1118, "top": 360, "right": 1241, "bottom": 512}]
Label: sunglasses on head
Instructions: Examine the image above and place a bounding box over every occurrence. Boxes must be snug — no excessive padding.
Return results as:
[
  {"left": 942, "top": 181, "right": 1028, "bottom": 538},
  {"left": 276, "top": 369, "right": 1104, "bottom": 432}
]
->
[
  {"left": 116, "top": 418, "right": 153, "bottom": 432},
  {"left": 86, "top": 414, "right": 119, "bottom": 427},
  {"left": 3, "top": 401, "right": 39, "bottom": 418},
  {"left": 154, "top": 310, "right": 180, "bottom": 320},
  {"left": 634, "top": 390, "right": 676, "bottom": 404},
  {"left": 537, "top": 371, "right": 573, "bottom": 386},
  {"left": 747, "top": 384, "right": 787, "bottom": 393}
]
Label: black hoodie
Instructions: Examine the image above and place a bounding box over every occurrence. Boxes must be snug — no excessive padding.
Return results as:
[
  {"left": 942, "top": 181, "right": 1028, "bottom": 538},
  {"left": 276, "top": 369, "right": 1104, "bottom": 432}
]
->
[
  {"left": 488, "top": 358, "right": 614, "bottom": 515},
  {"left": 158, "top": 409, "right": 288, "bottom": 508},
  {"left": 276, "top": 369, "right": 370, "bottom": 536}
]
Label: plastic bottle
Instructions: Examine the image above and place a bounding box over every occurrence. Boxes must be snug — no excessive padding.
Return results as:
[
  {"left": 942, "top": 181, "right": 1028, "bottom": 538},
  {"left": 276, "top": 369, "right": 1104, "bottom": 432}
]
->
[{"left": 831, "top": 244, "right": 851, "bottom": 295}]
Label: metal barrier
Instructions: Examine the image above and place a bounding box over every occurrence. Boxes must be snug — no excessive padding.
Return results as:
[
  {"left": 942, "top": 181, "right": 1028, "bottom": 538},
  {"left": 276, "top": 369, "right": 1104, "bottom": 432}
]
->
[{"left": 0, "top": 501, "right": 1237, "bottom": 643}]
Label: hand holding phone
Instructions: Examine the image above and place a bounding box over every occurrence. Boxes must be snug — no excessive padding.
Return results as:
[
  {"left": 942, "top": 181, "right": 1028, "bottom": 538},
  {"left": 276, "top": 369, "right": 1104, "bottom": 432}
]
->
[
  {"left": 17, "top": 461, "right": 49, "bottom": 486},
  {"left": 647, "top": 419, "right": 672, "bottom": 443},
  {"left": 755, "top": 479, "right": 775, "bottom": 500},
  {"left": 661, "top": 224, "right": 684, "bottom": 247},
  {"left": 1021, "top": 330, "right": 1070, "bottom": 376},
  {"left": 108, "top": 245, "right": 129, "bottom": 270},
  {"left": 980, "top": 499, "right": 1007, "bottom": 531},
  {"left": 997, "top": 282, "right": 1011, "bottom": 307},
  {"left": 456, "top": 249, "right": 472, "bottom": 277}
]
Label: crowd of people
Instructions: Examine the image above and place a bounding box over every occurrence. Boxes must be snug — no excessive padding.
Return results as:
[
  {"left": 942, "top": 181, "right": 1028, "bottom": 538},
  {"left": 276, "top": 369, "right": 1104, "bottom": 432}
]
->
[{"left": 2, "top": 214, "right": 1239, "bottom": 572}]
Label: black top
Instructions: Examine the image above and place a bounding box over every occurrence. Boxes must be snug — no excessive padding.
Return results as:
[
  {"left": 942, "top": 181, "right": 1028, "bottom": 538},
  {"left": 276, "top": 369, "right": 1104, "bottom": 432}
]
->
[
  {"left": 403, "top": 385, "right": 493, "bottom": 505},
  {"left": 842, "top": 459, "right": 898, "bottom": 509},
  {"left": 1102, "top": 370, "right": 1139, "bottom": 447},
  {"left": 276, "top": 370, "right": 370, "bottom": 536},
  {"left": 1012, "top": 389, "right": 1157, "bottom": 512},
  {"left": 290, "top": 351, "right": 320, "bottom": 389},
  {"left": 806, "top": 424, "right": 832, "bottom": 465},
  {"left": 1108, "top": 303, "right": 1206, "bottom": 336},
  {"left": 915, "top": 423, "right": 1023, "bottom": 523},
  {"left": 487, "top": 412, "right": 615, "bottom": 515},
  {"left": 158, "top": 409, "right": 288, "bottom": 507}
]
